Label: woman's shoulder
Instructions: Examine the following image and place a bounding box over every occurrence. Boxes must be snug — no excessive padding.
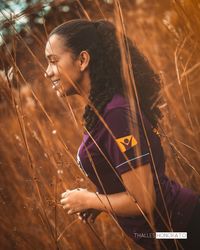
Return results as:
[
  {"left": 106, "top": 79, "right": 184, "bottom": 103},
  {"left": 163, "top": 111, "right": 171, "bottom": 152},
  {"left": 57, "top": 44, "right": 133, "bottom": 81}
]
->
[
  {"left": 102, "top": 93, "right": 153, "bottom": 133},
  {"left": 101, "top": 93, "right": 139, "bottom": 131},
  {"left": 91, "top": 94, "right": 130, "bottom": 137},
  {"left": 104, "top": 93, "right": 129, "bottom": 114}
]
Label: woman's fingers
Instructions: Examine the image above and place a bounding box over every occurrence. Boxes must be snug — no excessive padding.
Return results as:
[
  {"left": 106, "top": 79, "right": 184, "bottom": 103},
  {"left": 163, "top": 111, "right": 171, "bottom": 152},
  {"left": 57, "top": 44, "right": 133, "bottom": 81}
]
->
[
  {"left": 68, "top": 209, "right": 75, "bottom": 215},
  {"left": 61, "top": 192, "right": 66, "bottom": 198},
  {"left": 60, "top": 188, "right": 89, "bottom": 215},
  {"left": 61, "top": 189, "right": 70, "bottom": 198},
  {"left": 60, "top": 197, "right": 68, "bottom": 206}
]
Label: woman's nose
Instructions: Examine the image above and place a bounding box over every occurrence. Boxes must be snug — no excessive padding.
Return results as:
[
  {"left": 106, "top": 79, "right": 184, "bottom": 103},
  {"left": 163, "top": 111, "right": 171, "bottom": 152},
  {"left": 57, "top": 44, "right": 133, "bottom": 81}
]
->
[{"left": 44, "top": 64, "right": 53, "bottom": 79}]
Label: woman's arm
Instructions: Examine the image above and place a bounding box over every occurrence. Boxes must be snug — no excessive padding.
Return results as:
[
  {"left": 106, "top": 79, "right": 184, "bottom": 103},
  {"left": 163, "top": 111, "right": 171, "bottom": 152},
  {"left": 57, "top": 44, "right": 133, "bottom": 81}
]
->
[
  {"left": 88, "top": 163, "right": 156, "bottom": 217},
  {"left": 89, "top": 191, "right": 141, "bottom": 217},
  {"left": 61, "top": 163, "right": 156, "bottom": 217}
]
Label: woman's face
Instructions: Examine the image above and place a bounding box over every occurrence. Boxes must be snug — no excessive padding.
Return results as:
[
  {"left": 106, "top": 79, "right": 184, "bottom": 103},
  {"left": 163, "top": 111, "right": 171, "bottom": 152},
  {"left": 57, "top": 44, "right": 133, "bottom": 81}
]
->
[{"left": 45, "top": 34, "right": 84, "bottom": 96}]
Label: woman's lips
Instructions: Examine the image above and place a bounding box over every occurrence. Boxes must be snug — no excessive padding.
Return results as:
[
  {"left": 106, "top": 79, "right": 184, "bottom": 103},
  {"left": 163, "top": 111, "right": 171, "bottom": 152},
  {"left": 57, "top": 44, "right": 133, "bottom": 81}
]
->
[
  {"left": 51, "top": 80, "right": 65, "bottom": 97},
  {"left": 52, "top": 80, "right": 60, "bottom": 90}
]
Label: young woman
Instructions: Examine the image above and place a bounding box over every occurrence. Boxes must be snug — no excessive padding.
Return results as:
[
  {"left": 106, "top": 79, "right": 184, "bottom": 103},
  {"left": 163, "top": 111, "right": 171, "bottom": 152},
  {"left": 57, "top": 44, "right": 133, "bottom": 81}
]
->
[{"left": 44, "top": 19, "right": 200, "bottom": 250}]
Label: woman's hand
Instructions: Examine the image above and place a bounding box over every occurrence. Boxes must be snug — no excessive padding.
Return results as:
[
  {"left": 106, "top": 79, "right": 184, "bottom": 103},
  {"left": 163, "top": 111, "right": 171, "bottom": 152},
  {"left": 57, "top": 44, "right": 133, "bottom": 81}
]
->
[{"left": 60, "top": 188, "right": 95, "bottom": 215}]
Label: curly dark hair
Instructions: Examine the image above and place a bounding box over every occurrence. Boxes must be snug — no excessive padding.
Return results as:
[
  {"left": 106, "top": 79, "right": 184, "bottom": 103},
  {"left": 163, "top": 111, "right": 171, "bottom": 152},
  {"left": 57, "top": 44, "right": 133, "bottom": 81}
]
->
[{"left": 49, "top": 19, "right": 162, "bottom": 131}]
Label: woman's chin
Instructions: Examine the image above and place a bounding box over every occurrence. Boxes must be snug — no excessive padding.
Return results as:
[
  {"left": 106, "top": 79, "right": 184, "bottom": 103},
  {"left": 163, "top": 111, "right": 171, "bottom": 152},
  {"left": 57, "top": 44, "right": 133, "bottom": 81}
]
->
[
  {"left": 56, "top": 90, "right": 62, "bottom": 97},
  {"left": 56, "top": 88, "right": 78, "bottom": 97}
]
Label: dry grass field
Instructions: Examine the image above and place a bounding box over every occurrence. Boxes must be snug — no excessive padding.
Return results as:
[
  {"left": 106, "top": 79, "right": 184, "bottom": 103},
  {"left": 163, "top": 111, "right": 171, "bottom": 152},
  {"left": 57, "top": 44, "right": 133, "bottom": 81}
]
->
[{"left": 0, "top": 0, "right": 200, "bottom": 249}]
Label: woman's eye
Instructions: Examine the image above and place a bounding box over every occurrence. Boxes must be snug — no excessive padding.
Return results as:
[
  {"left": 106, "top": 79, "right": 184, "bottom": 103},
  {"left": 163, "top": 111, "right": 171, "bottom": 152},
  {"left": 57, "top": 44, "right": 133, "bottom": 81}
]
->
[{"left": 50, "top": 60, "right": 57, "bottom": 64}]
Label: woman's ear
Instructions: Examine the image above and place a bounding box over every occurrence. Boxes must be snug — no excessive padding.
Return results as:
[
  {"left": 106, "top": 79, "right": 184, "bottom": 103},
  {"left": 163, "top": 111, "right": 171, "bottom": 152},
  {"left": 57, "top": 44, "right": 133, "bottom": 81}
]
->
[{"left": 79, "top": 51, "right": 90, "bottom": 72}]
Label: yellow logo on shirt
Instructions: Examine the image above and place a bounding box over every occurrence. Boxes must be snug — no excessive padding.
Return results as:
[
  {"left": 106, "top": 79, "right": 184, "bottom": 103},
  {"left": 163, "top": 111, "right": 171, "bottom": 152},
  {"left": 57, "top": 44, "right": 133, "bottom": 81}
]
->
[{"left": 115, "top": 135, "right": 137, "bottom": 153}]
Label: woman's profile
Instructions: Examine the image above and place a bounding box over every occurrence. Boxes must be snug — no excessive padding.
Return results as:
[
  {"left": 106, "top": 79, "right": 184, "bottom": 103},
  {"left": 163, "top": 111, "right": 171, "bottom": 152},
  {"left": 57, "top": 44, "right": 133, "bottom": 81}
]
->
[{"left": 44, "top": 19, "right": 200, "bottom": 250}]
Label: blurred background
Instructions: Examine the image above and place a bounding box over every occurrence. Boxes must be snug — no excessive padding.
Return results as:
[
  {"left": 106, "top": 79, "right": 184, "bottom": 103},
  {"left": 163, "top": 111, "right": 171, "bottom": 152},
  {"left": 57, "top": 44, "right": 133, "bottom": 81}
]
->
[{"left": 0, "top": 0, "right": 200, "bottom": 249}]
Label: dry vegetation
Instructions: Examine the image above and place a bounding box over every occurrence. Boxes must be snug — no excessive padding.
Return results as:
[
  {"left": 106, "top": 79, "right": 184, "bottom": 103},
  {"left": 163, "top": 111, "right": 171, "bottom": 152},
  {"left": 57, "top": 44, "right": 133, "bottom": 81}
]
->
[{"left": 0, "top": 0, "right": 200, "bottom": 249}]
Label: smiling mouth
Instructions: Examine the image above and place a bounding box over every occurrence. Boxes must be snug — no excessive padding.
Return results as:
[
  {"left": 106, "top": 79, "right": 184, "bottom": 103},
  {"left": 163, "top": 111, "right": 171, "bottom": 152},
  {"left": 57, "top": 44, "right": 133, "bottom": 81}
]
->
[
  {"left": 52, "top": 80, "right": 65, "bottom": 97},
  {"left": 52, "top": 80, "right": 60, "bottom": 90}
]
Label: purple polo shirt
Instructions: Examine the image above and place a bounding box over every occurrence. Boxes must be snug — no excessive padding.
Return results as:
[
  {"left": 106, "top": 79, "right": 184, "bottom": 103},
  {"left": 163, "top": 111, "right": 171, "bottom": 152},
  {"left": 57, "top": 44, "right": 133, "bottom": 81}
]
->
[{"left": 77, "top": 94, "right": 198, "bottom": 249}]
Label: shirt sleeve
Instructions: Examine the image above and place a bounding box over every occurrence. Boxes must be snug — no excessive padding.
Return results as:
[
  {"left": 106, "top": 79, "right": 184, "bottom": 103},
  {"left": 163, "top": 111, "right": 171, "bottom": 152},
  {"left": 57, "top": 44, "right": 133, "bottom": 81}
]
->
[{"left": 101, "top": 107, "right": 151, "bottom": 175}]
